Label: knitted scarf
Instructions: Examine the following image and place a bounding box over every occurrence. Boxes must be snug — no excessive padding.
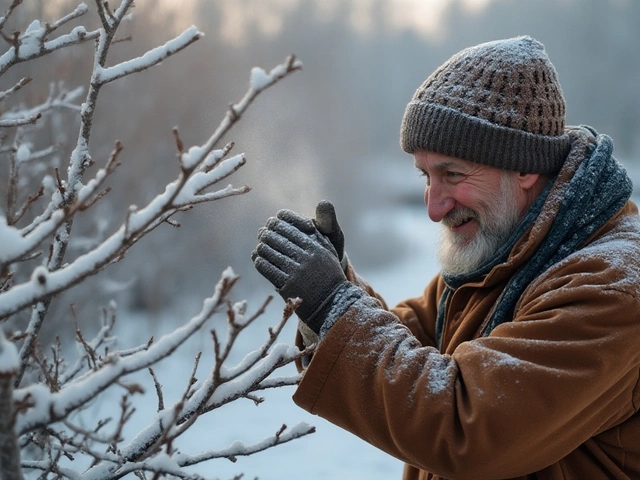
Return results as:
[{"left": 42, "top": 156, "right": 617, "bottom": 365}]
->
[{"left": 435, "top": 126, "right": 633, "bottom": 348}]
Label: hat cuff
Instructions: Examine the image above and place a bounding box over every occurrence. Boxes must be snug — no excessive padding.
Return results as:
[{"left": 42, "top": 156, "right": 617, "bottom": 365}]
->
[{"left": 400, "top": 102, "right": 572, "bottom": 174}]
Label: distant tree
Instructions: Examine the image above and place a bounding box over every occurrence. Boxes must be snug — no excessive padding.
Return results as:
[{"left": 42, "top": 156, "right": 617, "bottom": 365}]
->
[{"left": 0, "top": 1, "right": 313, "bottom": 479}]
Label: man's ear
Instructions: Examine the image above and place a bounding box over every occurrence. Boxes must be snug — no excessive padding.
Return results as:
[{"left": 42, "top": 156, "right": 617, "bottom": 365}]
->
[{"left": 516, "top": 172, "right": 541, "bottom": 191}]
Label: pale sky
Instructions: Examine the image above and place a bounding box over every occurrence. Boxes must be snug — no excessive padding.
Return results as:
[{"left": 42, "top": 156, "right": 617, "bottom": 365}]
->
[
  {"left": 152, "top": 0, "right": 494, "bottom": 46},
  {"left": 349, "top": 0, "right": 493, "bottom": 37}
]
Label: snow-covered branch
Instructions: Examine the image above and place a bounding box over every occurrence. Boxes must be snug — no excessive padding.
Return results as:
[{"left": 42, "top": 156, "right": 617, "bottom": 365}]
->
[
  {"left": 0, "top": 1, "right": 307, "bottom": 478},
  {"left": 14, "top": 269, "right": 236, "bottom": 435},
  {"left": 0, "top": 0, "right": 22, "bottom": 32},
  {"left": 75, "top": 297, "right": 312, "bottom": 480},
  {"left": 0, "top": 49, "right": 302, "bottom": 319},
  {"left": 190, "top": 55, "right": 303, "bottom": 170},
  {"left": 178, "top": 422, "right": 316, "bottom": 466},
  {"left": 0, "top": 3, "right": 99, "bottom": 77},
  {"left": 1, "top": 84, "right": 84, "bottom": 126},
  {"left": 0, "top": 76, "right": 31, "bottom": 104},
  {"left": 93, "top": 26, "right": 203, "bottom": 85}
]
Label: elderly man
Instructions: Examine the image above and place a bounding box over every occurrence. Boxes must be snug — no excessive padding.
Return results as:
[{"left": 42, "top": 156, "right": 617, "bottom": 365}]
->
[{"left": 252, "top": 36, "right": 640, "bottom": 479}]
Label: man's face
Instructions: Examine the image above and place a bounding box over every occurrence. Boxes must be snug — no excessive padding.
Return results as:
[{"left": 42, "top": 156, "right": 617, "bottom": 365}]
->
[{"left": 414, "top": 151, "right": 527, "bottom": 275}]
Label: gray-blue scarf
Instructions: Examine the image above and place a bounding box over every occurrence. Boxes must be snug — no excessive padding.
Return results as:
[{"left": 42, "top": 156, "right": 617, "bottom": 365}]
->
[{"left": 435, "top": 126, "right": 633, "bottom": 348}]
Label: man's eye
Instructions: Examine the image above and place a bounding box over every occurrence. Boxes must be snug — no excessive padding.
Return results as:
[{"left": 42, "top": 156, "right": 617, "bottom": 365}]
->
[{"left": 446, "top": 171, "right": 462, "bottom": 178}]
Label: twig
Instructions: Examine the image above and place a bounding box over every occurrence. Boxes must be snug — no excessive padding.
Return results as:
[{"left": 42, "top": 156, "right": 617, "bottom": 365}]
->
[
  {"left": 0, "top": 0, "right": 24, "bottom": 32},
  {"left": 0, "top": 76, "right": 31, "bottom": 103},
  {"left": 13, "top": 185, "right": 44, "bottom": 224},
  {"left": 178, "top": 422, "right": 316, "bottom": 467},
  {"left": 0, "top": 112, "right": 41, "bottom": 127},
  {"left": 172, "top": 127, "right": 184, "bottom": 155},
  {"left": 0, "top": 56, "right": 302, "bottom": 320},
  {"left": 148, "top": 368, "right": 164, "bottom": 412}
]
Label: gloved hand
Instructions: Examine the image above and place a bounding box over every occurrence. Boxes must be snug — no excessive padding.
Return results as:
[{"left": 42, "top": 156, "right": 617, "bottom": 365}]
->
[
  {"left": 314, "top": 200, "right": 344, "bottom": 260},
  {"left": 314, "top": 200, "right": 348, "bottom": 272},
  {"left": 252, "top": 209, "right": 349, "bottom": 334}
]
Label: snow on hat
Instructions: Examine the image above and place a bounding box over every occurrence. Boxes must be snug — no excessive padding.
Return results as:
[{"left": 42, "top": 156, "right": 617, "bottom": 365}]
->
[{"left": 400, "top": 36, "right": 571, "bottom": 174}]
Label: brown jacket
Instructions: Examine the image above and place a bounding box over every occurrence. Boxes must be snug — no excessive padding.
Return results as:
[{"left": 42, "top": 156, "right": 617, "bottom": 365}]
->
[{"left": 293, "top": 201, "right": 640, "bottom": 479}]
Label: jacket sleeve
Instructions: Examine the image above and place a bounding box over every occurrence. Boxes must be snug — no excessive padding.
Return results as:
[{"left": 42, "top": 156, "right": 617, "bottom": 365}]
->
[
  {"left": 347, "top": 263, "right": 442, "bottom": 349},
  {"left": 295, "top": 268, "right": 441, "bottom": 370},
  {"left": 391, "top": 275, "right": 442, "bottom": 349},
  {"left": 293, "top": 263, "right": 640, "bottom": 479}
]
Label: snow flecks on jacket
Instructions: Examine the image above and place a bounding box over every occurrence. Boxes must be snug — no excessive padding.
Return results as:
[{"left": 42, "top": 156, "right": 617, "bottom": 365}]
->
[
  {"left": 457, "top": 341, "right": 524, "bottom": 378},
  {"left": 345, "top": 296, "right": 458, "bottom": 399},
  {"left": 577, "top": 215, "right": 640, "bottom": 287},
  {"left": 528, "top": 213, "right": 640, "bottom": 307},
  {"left": 480, "top": 348, "right": 521, "bottom": 369},
  {"left": 424, "top": 352, "right": 455, "bottom": 395}
]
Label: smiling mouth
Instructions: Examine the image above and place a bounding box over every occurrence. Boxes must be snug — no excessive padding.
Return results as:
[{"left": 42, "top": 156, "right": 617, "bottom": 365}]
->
[
  {"left": 443, "top": 208, "right": 477, "bottom": 230},
  {"left": 450, "top": 216, "right": 473, "bottom": 229}
]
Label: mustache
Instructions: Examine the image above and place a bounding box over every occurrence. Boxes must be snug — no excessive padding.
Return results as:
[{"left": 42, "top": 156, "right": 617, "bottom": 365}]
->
[{"left": 442, "top": 207, "right": 477, "bottom": 228}]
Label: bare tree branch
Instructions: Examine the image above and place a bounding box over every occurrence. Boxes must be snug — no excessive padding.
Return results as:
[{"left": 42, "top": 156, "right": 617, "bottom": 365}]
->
[
  {"left": 0, "top": 76, "right": 31, "bottom": 103},
  {"left": 0, "top": 54, "right": 303, "bottom": 320},
  {"left": 0, "top": 0, "right": 24, "bottom": 32},
  {"left": 0, "top": 16, "right": 100, "bottom": 76},
  {"left": 15, "top": 271, "right": 238, "bottom": 435},
  {"left": 0, "top": 3, "right": 308, "bottom": 478},
  {"left": 0, "top": 112, "right": 41, "bottom": 127},
  {"left": 93, "top": 27, "right": 203, "bottom": 85}
]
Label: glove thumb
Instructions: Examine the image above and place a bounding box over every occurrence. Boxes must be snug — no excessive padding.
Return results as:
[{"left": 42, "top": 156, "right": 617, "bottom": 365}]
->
[{"left": 314, "top": 200, "right": 345, "bottom": 262}]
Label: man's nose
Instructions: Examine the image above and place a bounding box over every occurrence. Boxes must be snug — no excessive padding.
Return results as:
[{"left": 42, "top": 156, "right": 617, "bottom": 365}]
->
[{"left": 425, "top": 183, "right": 455, "bottom": 223}]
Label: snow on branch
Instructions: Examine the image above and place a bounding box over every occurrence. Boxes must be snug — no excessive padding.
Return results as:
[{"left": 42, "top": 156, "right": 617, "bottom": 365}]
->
[
  {"left": 0, "top": 76, "right": 31, "bottom": 104},
  {"left": 178, "top": 422, "right": 316, "bottom": 466},
  {"left": 194, "top": 54, "right": 303, "bottom": 168},
  {"left": 0, "top": 0, "right": 22, "bottom": 32},
  {"left": 0, "top": 84, "right": 84, "bottom": 126},
  {"left": 0, "top": 2, "right": 307, "bottom": 477},
  {"left": 0, "top": 3, "right": 99, "bottom": 76},
  {"left": 93, "top": 26, "right": 203, "bottom": 85},
  {"left": 0, "top": 138, "right": 119, "bottom": 268},
  {"left": 14, "top": 295, "right": 313, "bottom": 479},
  {"left": 14, "top": 269, "right": 236, "bottom": 435},
  {"left": 0, "top": 112, "right": 40, "bottom": 128},
  {"left": 0, "top": 52, "right": 302, "bottom": 320},
  {"left": 73, "top": 298, "right": 313, "bottom": 480}
]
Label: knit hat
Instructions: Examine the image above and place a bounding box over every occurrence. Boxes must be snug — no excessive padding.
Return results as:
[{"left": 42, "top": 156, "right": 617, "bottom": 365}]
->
[{"left": 400, "top": 36, "right": 571, "bottom": 174}]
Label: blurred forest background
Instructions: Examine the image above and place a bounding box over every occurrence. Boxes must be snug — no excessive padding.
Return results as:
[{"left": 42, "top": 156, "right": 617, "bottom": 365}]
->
[{"left": 2, "top": 0, "right": 639, "bottom": 325}]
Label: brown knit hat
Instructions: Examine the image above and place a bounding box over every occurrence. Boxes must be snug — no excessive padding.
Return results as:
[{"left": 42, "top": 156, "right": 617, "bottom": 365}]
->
[{"left": 400, "top": 36, "right": 571, "bottom": 174}]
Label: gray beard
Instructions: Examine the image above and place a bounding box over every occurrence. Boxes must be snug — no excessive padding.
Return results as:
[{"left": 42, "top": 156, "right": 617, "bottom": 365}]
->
[{"left": 438, "top": 173, "right": 522, "bottom": 276}]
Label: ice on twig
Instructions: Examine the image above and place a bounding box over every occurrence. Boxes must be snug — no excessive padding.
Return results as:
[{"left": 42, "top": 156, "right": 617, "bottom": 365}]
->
[
  {"left": 25, "top": 20, "right": 43, "bottom": 34},
  {"left": 181, "top": 146, "right": 206, "bottom": 171},
  {"left": 250, "top": 67, "right": 272, "bottom": 91},
  {"left": 16, "top": 144, "right": 31, "bottom": 163},
  {"left": 176, "top": 154, "right": 246, "bottom": 203},
  {"left": 30, "top": 266, "right": 48, "bottom": 287},
  {"left": 94, "top": 26, "right": 202, "bottom": 84},
  {"left": 18, "top": 21, "right": 45, "bottom": 57},
  {"left": 0, "top": 216, "right": 30, "bottom": 263}
]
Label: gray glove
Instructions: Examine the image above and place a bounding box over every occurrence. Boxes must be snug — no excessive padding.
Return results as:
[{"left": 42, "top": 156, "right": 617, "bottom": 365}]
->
[
  {"left": 252, "top": 209, "right": 349, "bottom": 334},
  {"left": 314, "top": 200, "right": 346, "bottom": 270}
]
